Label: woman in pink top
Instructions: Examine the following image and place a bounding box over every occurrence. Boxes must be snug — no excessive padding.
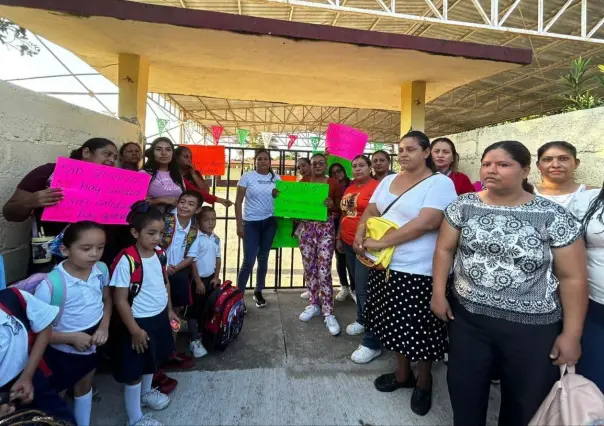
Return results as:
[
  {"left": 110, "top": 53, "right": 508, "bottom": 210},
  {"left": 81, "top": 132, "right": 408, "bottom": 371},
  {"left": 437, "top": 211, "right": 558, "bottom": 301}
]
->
[{"left": 142, "top": 137, "right": 185, "bottom": 214}]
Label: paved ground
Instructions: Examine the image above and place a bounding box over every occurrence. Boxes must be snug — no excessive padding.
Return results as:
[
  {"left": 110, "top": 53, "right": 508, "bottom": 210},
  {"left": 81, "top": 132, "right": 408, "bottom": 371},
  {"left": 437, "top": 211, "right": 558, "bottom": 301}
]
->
[{"left": 91, "top": 290, "right": 501, "bottom": 425}]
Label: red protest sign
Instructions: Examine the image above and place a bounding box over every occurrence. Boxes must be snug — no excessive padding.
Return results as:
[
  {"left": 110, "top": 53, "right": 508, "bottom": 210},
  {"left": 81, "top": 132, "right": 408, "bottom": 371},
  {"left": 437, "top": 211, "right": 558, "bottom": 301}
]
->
[{"left": 185, "top": 145, "right": 226, "bottom": 176}]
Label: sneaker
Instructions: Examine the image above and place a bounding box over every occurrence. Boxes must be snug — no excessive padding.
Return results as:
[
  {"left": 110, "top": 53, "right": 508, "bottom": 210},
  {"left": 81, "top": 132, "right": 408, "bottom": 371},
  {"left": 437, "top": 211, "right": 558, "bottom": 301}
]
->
[
  {"left": 335, "top": 286, "right": 350, "bottom": 302},
  {"left": 299, "top": 305, "right": 320, "bottom": 321},
  {"left": 345, "top": 321, "right": 365, "bottom": 336},
  {"left": 129, "top": 413, "right": 163, "bottom": 426},
  {"left": 351, "top": 345, "right": 382, "bottom": 364},
  {"left": 300, "top": 290, "right": 310, "bottom": 299},
  {"left": 152, "top": 371, "right": 177, "bottom": 395},
  {"left": 141, "top": 389, "right": 170, "bottom": 411},
  {"left": 253, "top": 291, "right": 267, "bottom": 308},
  {"left": 189, "top": 340, "right": 208, "bottom": 359},
  {"left": 324, "top": 315, "right": 340, "bottom": 336}
]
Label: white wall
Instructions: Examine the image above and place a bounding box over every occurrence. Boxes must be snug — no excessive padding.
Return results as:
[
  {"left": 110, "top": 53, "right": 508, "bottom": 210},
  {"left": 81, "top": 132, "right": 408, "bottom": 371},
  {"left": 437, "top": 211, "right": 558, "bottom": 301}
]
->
[
  {"left": 446, "top": 107, "right": 604, "bottom": 186},
  {"left": 0, "top": 81, "right": 140, "bottom": 282}
]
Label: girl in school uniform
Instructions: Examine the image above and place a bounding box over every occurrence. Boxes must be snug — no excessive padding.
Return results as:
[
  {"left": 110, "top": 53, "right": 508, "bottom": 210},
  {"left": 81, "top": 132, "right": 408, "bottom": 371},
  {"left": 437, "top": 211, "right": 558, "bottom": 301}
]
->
[
  {"left": 34, "top": 221, "right": 112, "bottom": 426},
  {"left": 110, "top": 202, "right": 179, "bottom": 426}
]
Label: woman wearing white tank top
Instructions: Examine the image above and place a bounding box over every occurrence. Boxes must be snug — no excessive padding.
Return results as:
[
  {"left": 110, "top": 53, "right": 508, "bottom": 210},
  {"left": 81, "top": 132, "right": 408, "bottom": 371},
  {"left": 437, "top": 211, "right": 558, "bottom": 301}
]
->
[{"left": 534, "top": 141, "right": 589, "bottom": 208}]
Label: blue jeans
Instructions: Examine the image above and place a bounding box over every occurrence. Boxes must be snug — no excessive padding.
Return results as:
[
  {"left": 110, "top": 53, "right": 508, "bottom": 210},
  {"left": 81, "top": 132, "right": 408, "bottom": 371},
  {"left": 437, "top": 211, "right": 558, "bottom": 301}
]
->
[
  {"left": 237, "top": 217, "right": 277, "bottom": 293},
  {"left": 342, "top": 241, "right": 381, "bottom": 350},
  {"left": 577, "top": 299, "right": 604, "bottom": 392}
]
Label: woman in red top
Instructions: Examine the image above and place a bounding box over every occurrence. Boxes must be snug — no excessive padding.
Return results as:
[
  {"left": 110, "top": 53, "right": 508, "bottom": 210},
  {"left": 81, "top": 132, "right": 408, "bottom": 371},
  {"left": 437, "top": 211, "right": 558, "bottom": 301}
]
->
[
  {"left": 335, "top": 155, "right": 382, "bottom": 363},
  {"left": 296, "top": 153, "right": 343, "bottom": 336},
  {"left": 430, "top": 137, "right": 475, "bottom": 195}
]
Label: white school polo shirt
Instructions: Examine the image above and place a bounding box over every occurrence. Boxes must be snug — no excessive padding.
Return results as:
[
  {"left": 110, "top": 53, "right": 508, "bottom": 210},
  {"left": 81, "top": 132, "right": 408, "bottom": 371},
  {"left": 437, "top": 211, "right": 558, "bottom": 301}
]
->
[
  {"left": 166, "top": 211, "right": 199, "bottom": 266},
  {"left": 193, "top": 232, "right": 221, "bottom": 278},
  {"left": 110, "top": 251, "right": 168, "bottom": 319},
  {"left": 0, "top": 290, "right": 58, "bottom": 387},
  {"left": 34, "top": 262, "right": 108, "bottom": 355}
]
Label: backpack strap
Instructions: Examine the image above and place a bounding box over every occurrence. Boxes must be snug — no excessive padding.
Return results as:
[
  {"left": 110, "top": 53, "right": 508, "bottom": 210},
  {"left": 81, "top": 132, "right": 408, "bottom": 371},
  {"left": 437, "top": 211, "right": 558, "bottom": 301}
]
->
[
  {"left": 154, "top": 248, "right": 168, "bottom": 285},
  {"left": 95, "top": 261, "right": 109, "bottom": 286},
  {"left": 45, "top": 269, "right": 66, "bottom": 326},
  {"left": 111, "top": 246, "right": 143, "bottom": 306},
  {"left": 184, "top": 224, "right": 198, "bottom": 256},
  {"left": 160, "top": 214, "right": 177, "bottom": 250}
]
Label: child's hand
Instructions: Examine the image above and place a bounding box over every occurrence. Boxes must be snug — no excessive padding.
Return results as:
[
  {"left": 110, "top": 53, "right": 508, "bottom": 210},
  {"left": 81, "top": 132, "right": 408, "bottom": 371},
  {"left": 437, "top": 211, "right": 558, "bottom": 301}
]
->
[
  {"left": 10, "top": 377, "right": 34, "bottom": 404},
  {"left": 167, "top": 265, "right": 178, "bottom": 276},
  {"left": 168, "top": 310, "right": 179, "bottom": 323},
  {"left": 71, "top": 332, "right": 93, "bottom": 352},
  {"left": 0, "top": 403, "right": 15, "bottom": 419},
  {"left": 91, "top": 327, "right": 109, "bottom": 346},
  {"left": 131, "top": 328, "right": 149, "bottom": 354},
  {"left": 196, "top": 281, "right": 206, "bottom": 295},
  {"left": 210, "top": 277, "right": 221, "bottom": 289}
]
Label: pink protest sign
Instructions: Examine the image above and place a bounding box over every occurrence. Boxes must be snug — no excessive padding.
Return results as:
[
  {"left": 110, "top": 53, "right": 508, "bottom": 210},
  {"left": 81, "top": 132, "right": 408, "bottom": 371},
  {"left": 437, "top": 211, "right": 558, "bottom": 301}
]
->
[
  {"left": 42, "top": 157, "right": 151, "bottom": 225},
  {"left": 325, "top": 123, "right": 368, "bottom": 161}
]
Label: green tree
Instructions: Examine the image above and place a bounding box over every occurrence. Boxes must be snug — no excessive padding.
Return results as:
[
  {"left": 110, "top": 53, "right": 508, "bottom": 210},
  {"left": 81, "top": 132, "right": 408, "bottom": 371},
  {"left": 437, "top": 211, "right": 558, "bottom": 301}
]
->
[
  {"left": 0, "top": 18, "right": 39, "bottom": 56},
  {"left": 561, "top": 57, "right": 603, "bottom": 111}
]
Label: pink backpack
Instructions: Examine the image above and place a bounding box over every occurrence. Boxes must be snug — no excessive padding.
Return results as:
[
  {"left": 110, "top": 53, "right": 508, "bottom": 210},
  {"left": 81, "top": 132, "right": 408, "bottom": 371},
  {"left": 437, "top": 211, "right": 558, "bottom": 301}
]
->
[{"left": 530, "top": 365, "right": 604, "bottom": 426}]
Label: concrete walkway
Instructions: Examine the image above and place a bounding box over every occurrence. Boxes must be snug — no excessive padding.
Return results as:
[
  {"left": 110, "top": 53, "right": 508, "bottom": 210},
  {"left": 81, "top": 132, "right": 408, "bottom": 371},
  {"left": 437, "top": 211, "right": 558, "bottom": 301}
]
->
[{"left": 92, "top": 290, "right": 501, "bottom": 425}]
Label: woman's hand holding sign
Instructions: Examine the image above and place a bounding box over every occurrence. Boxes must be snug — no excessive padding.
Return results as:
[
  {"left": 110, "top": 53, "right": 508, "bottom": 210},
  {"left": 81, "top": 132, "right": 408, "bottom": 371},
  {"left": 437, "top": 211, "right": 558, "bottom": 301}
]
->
[{"left": 33, "top": 188, "right": 63, "bottom": 208}]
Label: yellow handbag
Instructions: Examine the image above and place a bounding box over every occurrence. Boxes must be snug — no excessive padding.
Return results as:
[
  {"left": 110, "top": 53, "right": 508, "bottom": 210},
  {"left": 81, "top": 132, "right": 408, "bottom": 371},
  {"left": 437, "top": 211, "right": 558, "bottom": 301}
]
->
[{"left": 357, "top": 173, "right": 436, "bottom": 270}]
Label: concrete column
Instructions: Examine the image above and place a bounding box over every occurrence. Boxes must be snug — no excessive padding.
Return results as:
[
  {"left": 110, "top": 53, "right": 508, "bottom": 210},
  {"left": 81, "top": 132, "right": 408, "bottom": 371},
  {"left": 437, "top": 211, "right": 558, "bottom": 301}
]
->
[
  {"left": 400, "top": 81, "right": 426, "bottom": 136},
  {"left": 118, "top": 54, "right": 149, "bottom": 139}
]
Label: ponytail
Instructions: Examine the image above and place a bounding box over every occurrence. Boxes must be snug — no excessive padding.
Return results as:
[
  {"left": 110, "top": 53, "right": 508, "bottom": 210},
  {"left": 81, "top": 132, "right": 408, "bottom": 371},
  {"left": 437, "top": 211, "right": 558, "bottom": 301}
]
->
[
  {"left": 522, "top": 178, "right": 534, "bottom": 194},
  {"left": 70, "top": 138, "right": 116, "bottom": 160}
]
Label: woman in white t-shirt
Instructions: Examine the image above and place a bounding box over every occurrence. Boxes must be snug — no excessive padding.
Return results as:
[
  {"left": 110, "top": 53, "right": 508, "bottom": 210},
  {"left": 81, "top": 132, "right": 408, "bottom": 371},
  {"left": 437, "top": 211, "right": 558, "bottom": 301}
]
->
[
  {"left": 533, "top": 141, "right": 588, "bottom": 208},
  {"left": 235, "top": 149, "right": 280, "bottom": 310},
  {"left": 355, "top": 131, "right": 457, "bottom": 416},
  {"left": 570, "top": 186, "right": 604, "bottom": 392}
]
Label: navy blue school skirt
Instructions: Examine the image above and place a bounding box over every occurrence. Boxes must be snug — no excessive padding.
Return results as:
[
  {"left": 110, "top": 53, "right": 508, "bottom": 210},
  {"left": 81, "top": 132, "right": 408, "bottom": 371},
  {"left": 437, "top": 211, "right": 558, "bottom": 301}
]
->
[
  {"left": 170, "top": 267, "right": 193, "bottom": 308},
  {"left": 43, "top": 321, "right": 100, "bottom": 392},
  {"left": 112, "top": 308, "right": 175, "bottom": 384}
]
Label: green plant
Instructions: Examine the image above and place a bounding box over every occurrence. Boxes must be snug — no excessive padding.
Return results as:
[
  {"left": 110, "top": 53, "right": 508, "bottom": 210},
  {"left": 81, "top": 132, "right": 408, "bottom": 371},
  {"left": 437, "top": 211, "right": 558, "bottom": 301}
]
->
[
  {"left": 561, "top": 57, "right": 603, "bottom": 111},
  {"left": 0, "top": 18, "right": 39, "bottom": 56}
]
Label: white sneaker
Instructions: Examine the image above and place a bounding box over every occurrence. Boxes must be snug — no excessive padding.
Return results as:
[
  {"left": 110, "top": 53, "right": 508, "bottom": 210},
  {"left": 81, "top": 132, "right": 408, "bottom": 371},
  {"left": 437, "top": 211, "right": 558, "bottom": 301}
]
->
[
  {"left": 346, "top": 321, "right": 365, "bottom": 336},
  {"left": 324, "top": 315, "right": 341, "bottom": 336},
  {"left": 300, "top": 290, "right": 310, "bottom": 299},
  {"left": 335, "top": 286, "right": 350, "bottom": 302},
  {"left": 299, "top": 305, "right": 320, "bottom": 321},
  {"left": 189, "top": 339, "right": 208, "bottom": 359},
  {"left": 351, "top": 345, "right": 382, "bottom": 364},
  {"left": 141, "top": 389, "right": 170, "bottom": 411},
  {"left": 129, "top": 414, "right": 163, "bottom": 426}
]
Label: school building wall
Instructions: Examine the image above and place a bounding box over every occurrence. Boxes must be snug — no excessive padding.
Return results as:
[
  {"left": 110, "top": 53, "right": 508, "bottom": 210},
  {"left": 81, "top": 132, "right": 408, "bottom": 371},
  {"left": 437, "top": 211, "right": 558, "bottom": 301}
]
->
[
  {"left": 447, "top": 107, "right": 604, "bottom": 186},
  {"left": 0, "top": 81, "right": 140, "bottom": 283}
]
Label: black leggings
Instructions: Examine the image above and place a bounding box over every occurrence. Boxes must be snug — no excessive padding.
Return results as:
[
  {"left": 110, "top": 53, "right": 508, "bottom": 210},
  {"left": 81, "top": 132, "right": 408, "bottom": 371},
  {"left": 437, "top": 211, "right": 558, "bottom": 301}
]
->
[{"left": 447, "top": 298, "right": 560, "bottom": 426}]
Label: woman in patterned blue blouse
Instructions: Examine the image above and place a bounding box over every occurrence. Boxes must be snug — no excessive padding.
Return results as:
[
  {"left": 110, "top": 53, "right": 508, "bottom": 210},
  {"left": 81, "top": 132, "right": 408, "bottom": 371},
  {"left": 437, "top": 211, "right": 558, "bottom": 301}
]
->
[{"left": 432, "top": 140, "right": 588, "bottom": 426}]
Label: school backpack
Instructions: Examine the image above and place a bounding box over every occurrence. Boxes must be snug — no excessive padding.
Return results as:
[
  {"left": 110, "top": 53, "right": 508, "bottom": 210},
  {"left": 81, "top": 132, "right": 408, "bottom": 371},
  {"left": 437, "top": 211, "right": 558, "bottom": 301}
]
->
[
  {"left": 110, "top": 245, "right": 167, "bottom": 305},
  {"left": 161, "top": 214, "right": 198, "bottom": 255},
  {"left": 530, "top": 365, "right": 604, "bottom": 426},
  {"left": 202, "top": 280, "right": 244, "bottom": 351},
  {"left": 0, "top": 287, "right": 52, "bottom": 377},
  {"left": 11, "top": 262, "right": 109, "bottom": 325}
]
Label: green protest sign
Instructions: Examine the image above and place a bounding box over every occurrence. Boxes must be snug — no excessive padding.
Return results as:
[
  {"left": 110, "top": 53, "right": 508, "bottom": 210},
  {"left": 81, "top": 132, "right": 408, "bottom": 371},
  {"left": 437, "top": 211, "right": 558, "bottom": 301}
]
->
[
  {"left": 274, "top": 181, "right": 329, "bottom": 221},
  {"left": 272, "top": 218, "right": 299, "bottom": 248},
  {"left": 327, "top": 154, "right": 352, "bottom": 179}
]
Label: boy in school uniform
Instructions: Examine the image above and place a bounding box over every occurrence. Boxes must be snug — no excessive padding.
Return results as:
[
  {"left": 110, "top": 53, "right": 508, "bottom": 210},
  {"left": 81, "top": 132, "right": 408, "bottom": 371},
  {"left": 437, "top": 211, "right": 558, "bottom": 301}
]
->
[
  {"left": 187, "top": 206, "right": 221, "bottom": 358},
  {"left": 0, "top": 287, "right": 75, "bottom": 424},
  {"left": 161, "top": 190, "right": 202, "bottom": 363}
]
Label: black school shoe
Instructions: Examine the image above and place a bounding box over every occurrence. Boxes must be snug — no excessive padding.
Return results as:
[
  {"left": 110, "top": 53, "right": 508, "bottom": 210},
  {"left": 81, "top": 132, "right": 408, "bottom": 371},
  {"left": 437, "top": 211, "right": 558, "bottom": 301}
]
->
[
  {"left": 253, "top": 291, "right": 267, "bottom": 308},
  {"left": 374, "top": 372, "right": 416, "bottom": 392},
  {"left": 411, "top": 379, "right": 432, "bottom": 416}
]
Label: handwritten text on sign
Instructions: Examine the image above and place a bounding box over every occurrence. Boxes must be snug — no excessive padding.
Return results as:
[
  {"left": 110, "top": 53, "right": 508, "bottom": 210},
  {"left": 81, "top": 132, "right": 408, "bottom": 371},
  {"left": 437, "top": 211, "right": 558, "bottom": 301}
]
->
[
  {"left": 325, "top": 123, "right": 368, "bottom": 161},
  {"left": 184, "top": 145, "right": 226, "bottom": 176},
  {"left": 274, "top": 181, "right": 329, "bottom": 222},
  {"left": 42, "top": 157, "right": 151, "bottom": 225}
]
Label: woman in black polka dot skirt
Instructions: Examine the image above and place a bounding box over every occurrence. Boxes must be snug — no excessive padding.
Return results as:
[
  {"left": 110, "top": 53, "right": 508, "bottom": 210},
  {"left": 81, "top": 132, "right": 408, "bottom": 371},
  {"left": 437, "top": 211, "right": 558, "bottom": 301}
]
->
[{"left": 354, "top": 131, "right": 457, "bottom": 416}]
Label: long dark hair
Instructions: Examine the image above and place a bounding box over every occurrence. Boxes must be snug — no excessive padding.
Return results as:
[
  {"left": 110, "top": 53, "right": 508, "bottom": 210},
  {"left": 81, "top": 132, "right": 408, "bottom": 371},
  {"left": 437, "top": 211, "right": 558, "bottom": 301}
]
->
[
  {"left": 254, "top": 149, "right": 275, "bottom": 182},
  {"left": 143, "top": 137, "right": 184, "bottom": 190},
  {"left": 70, "top": 138, "right": 116, "bottom": 160},
  {"left": 401, "top": 130, "right": 435, "bottom": 171},
  {"left": 127, "top": 201, "right": 164, "bottom": 232},
  {"left": 431, "top": 137, "right": 459, "bottom": 171},
  {"left": 119, "top": 142, "right": 141, "bottom": 157},
  {"left": 353, "top": 154, "right": 372, "bottom": 168},
  {"left": 582, "top": 184, "right": 604, "bottom": 234},
  {"left": 537, "top": 141, "right": 578, "bottom": 162},
  {"left": 328, "top": 162, "right": 351, "bottom": 186},
  {"left": 482, "top": 140, "right": 534, "bottom": 193}
]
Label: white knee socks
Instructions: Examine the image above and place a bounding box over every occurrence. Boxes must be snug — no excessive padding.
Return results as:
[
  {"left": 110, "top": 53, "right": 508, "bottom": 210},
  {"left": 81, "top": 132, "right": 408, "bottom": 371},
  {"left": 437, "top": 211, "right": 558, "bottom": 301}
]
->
[
  {"left": 124, "top": 383, "right": 143, "bottom": 426},
  {"left": 73, "top": 388, "right": 92, "bottom": 426}
]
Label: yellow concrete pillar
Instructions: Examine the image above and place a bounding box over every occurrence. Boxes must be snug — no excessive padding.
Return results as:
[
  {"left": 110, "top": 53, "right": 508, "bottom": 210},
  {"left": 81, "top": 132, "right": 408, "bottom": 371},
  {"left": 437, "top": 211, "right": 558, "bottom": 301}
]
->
[
  {"left": 118, "top": 54, "right": 149, "bottom": 137},
  {"left": 400, "top": 81, "right": 426, "bottom": 136}
]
